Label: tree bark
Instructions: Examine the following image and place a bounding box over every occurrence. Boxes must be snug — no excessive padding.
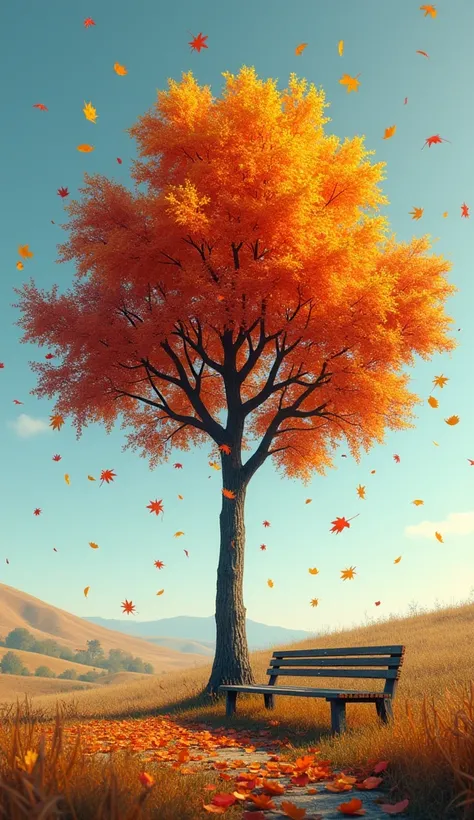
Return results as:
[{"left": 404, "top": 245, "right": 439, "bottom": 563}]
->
[{"left": 205, "top": 470, "right": 255, "bottom": 695}]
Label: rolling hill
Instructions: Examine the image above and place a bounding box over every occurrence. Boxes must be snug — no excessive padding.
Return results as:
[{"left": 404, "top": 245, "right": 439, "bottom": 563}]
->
[
  {"left": 84, "top": 615, "right": 313, "bottom": 649},
  {"left": 0, "top": 584, "right": 210, "bottom": 672}
]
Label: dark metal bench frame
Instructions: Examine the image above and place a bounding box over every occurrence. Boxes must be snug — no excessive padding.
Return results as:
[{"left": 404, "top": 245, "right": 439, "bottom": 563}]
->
[{"left": 219, "top": 645, "right": 405, "bottom": 735}]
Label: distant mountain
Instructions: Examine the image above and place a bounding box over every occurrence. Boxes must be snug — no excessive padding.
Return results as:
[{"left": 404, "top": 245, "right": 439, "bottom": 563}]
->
[{"left": 83, "top": 615, "right": 314, "bottom": 650}]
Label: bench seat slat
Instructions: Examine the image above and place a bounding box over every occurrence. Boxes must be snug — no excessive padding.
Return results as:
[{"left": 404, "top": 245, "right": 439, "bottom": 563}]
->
[
  {"left": 219, "top": 684, "right": 390, "bottom": 699},
  {"left": 265, "top": 667, "right": 399, "bottom": 679},
  {"left": 272, "top": 646, "right": 404, "bottom": 658},
  {"left": 269, "top": 657, "right": 401, "bottom": 668}
]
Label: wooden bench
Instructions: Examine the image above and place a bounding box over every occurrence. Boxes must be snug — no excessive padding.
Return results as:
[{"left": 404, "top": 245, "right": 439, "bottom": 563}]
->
[{"left": 219, "top": 645, "right": 405, "bottom": 735}]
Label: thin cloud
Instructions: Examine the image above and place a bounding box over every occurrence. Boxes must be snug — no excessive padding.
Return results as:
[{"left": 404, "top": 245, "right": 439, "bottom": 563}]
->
[
  {"left": 8, "top": 414, "right": 51, "bottom": 438},
  {"left": 405, "top": 512, "right": 474, "bottom": 539}
]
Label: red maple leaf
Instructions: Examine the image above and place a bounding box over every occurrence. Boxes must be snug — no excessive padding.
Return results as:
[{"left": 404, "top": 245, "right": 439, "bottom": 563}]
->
[
  {"left": 99, "top": 469, "right": 116, "bottom": 485},
  {"left": 219, "top": 444, "right": 232, "bottom": 454},
  {"left": 0, "top": 363, "right": 4, "bottom": 368},
  {"left": 154, "top": 560, "right": 165, "bottom": 569},
  {"left": 330, "top": 513, "right": 360, "bottom": 534},
  {"left": 33, "top": 508, "right": 42, "bottom": 516},
  {"left": 116, "top": 157, "right": 122, "bottom": 164},
  {"left": 183, "top": 549, "right": 189, "bottom": 557},
  {"left": 147, "top": 499, "right": 164, "bottom": 516},
  {"left": 461, "top": 203, "right": 470, "bottom": 218},
  {"left": 422, "top": 134, "right": 451, "bottom": 149},
  {"left": 189, "top": 32, "right": 208, "bottom": 52},
  {"left": 52, "top": 454, "right": 62, "bottom": 461},
  {"left": 13, "top": 399, "right": 23, "bottom": 405},
  {"left": 262, "top": 520, "right": 271, "bottom": 527},
  {"left": 45, "top": 353, "right": 55, "bottom": 359},
  {"left": 33, "top": 103, "right": 48, "bottom": 111},
  {"left": 173, "top": 462, "right": 183, "bottom": 469},
  {"left": 260, "top": 544, "right": 267, "bottom": 551},
  {"left": 84, "top": 17, "right": 96, "bottom": 27},
  {"left": 375, "top": 601, "right": 381, "bottom": 606},
  {"left": 468, "top": 459, "right": 474, "bottom": 466},
  {"left": 121, "top": 599, "right": 136, "bottom": 615},
  {"left": 393, "top": 454, "right": 400, "bottom": 463},
  {"left": 57, "top": 187, "right": 69, "bottom": 198}
]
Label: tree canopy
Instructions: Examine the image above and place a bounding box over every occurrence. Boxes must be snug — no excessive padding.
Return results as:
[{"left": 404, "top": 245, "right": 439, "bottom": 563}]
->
[{"left": 14, "top": 67, "right": 456, "bottom": 486}]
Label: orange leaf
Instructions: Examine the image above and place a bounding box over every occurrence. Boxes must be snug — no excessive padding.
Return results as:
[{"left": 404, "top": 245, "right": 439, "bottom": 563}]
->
[
  {"left": 445, "top": 415, "right": 459, "bottom": 425},
  {"left": 383, "top": 125, "right": 396, "bottom": 139},
  {"left": 49, "top": 414, "right": 64, "bottom": 431},
  {"left": 88, "top": 541, "right": 99, "bottom": 549},
  {"left": 77, "top": 144, "right": 94, "bottom": 152},
  {"left": 427, "top": 396, "right": 438, "bottom": 408},
  {"left": 338, "top": 797, "right": 366, "bottom": 815},
  {"left": 281, "top": 800, "right": 307, "bottom": 819},
  {"left": 380, "top": 799, "right": 410, "bottom": 814},
  {"left": 189, "top": 33, "right": 208, "bottom": 52},
  {"left": 435, "top": 531, "right": 443, "bottom": 543},
  {"left": 222, "top": 488, "right": 236, "bottom": 499},
  {"left": 114, "top": 62, "right": 128, "bottom": 75},
  {"left": 295, "top": 43, "right": 308, "bottom": 56}
]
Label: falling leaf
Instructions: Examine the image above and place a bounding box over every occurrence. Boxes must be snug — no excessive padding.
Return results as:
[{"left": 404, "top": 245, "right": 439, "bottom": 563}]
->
[
  {"left": 84, "top": 17, "right": 95, "bottom": 27},
  {"left": 147, "top": 499, "right": 164, "bottom": 516},
  {"left": 156, "top": 589, "right": 164, "bottom": 596},
  {"left": 89, "top": 541, "right": 99, "bottom": 549},
  {"left": 410, "top": 207, "right": 424, "bottom": 220},
  {"left": 468, "top": 459, "right": 474, "bottom": 466},
  {"left": 116, "top": 157, "right": 122, "bottom": 164},
  {"left": 57, "top": 187, "right": 69, "bottom": 198},
  {"left": 443, "top": 211, "right": 448, "bottom": 217},
  {"left": 50, "top": 414, "right": 64, "bottom": 431},
  {"left": 267, "top": 579, "right": 274, "bottom": 588},
  {"left": 114, "top": 63, "right": 128, "bottom": 75},
  {"left": 174, "top": 531, "right": 185, "bottom": 538},
  {"left": 13, "top": 399, "right": 23, "bottom": 405},
  {"left": 338, "top": 40, "right": 344, "bottom": 56},
  {"left": 45, "top": 353, "right": 55, "bottom": 359},
  {"left": 310, "top": 599, "right": 319, "bottom": 608},
  {"left": 416, "top": 50, "right": 430, "bottom": 58},
  {"left": 383, "top": 125, "right": 396, "bottom": 139},
  {"left": 84, "top": 586, "right": 90, "bottom": 597},
  {"left": 331, "top": 514, "right": 359, "bottom": 534},
  {"left": 189, "top": 33, "right": 208, "bottom": 52},
  {"left": 461, "top": 203, "right": 470, "bottom": 218},
  {"left": 100, "top": 469, "right": 116, "bottom": 485},
  {"left": 375, "top": 601, "right": 381, "bottom": 606},
  {"left": 83, "top": 101, "right": 98, "bottom": 123},
  {"left": 308, "top": 568, "right": 319, "bottom": 575},
  {"left": 422, "top": 134, "right": 451, "bottom": 149},
  {"left": 445, "top": 415, "right": 460, "bottom": 425},
  {"left": 339, "top": 73, "right": 361, "bottom": 93},
  {"left": 121, "top": 599, "right": 136, "bottom": 614},
  {"left": 433, "top": 441, "right": 439, "bottom": 446},
  {"left": 33, "top": 103, "right": 48, "bottom": 111},
  {"left": 18, "top": 244, "right": 34, "bottom": 259},
  {"left": 87, "top": 475, "right": 96, "bottom": 481},
  {"left": 433, "top": 374, "right": 449, "bottom": 388},
  {"left": 33, "top": 508, "right": 42, "bottom": 516},
  {"left": 404, "top": 97, "right": 408, "bottom": 104},
  {"left": 263, "top": 520, "right": 271, "bottom": 527},
  {"left": 260, "top": 544, "right": 267, "bottom": 551},
  {"left": 427, "top": 396, "right": 439, "bottom": 408},
  {"left": 420, "top": 4, "right": 437, "bottom": 17},
  {"left": 393, "top": 454, "right": 400, "bottom": 463},
  {"left": 77, "top": 144, "right": 94, "bottom": 152},
  {"left": 356, "top": 485, "right": 366, "bottom": 499},
  {"left": 435, "top": 532, "right": 444, "bottom": 543},
  {"left": 16, "top": 262, "right": 24, "bottom": 270},
  {"left": 295, "top": 43, "right": 308, "bottom": 56},
  {"left": 64, "top": 474, "right": 70, "bottom": 485},
  {"left": 154, "top": 560, "right": 165, "bottom": 569},
  {"left": 340, "top": 566, "right": 357, "bottom": 580},
  {"left": 412, "top": 499, "right": 424, "bottom": 506},
  {"left": 183, "top": 549, "right": 189, "bottom": 557},
  {"left": 52, "top": 454, "right": 61, "bottom": 462},
  {"left": 394, "top": 556, "right": 402, "bottom": 564}
]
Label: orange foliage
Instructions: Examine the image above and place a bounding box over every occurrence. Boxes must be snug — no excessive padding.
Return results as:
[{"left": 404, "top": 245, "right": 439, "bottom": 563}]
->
[{"left": 14, "top": 66, "right": 456, "bottom": 490}]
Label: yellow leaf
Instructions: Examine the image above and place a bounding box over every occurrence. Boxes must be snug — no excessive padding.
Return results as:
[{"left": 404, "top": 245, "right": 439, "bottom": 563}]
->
[
  {"left": 89, "top": 541, "right": 99, "bottom": 549},
  {"left": 64, "top": 474, "right": 70, "bottom": 485},
  {"left": 338, "top": 39, "right": 344, "bottom": 56},
  {"left": 83, "top": 101, "right": 98, "bottom": 123},
  {"left": 308, "top": 567, "right": 319, "bottom": 575},
  {"left": 443, "top": 211, "right": 448, "bottom": 217},
  {"left": 435, "top": 531, "right": 444, "bottom": 543},
  {"left": 156, "top": 589, "right": 164, "bottom": 595},
  {"left": 16, "top": 261, "right": 24, "bottom": 270},
  {"left": 114, "top": 62, "right": 128, "bottom": 75},
  {"left": 412, "top": 499, "right": 424, "bottom": 506},
  {"left": 410, "top": 207, "right": 423, "bottom": 220},
  {"left": 356, "top": 484, "right": 366, "bottom": 499},
  {"left": 77, "top": 144, "right": 94, "bottom": 152},
  {"left": 174, "top": 531, "right": 185, "bottom": 537},
  {"left": 433, "top": 374, "right": 449, "bottom": 388},
  {"left": 305, "top": 498, "right": 312, "bottom": 504},
  {"left": 310, "top": 598, "right": 319, "bottom": 607},
  {"left": 427, "top": 396, "right": 439, "bottom": 408},
  {"left": 394, "top": 556, "right": 402, "bottom": 564},
  {"left": 295, "top": 43, "right": 308, "bottom": 56},
  {"left": 445, "top": 415, "right": 459, "bottom": 426},
  {"left": 433, "top": 441, "right": 439, "bottom": 446},
  {"left": 339, "top": 73, "right": 360, "bottom": 93},
  {"left": 87, "top": 475, "right": 96, "bottom": 481},
  {"left": 18, "top": 244, "right": 34, "bottom": 259},
  {"left": 267, "top": 579, "right": 274, "bottom": 588},
  {"left": 383, "top": 125, "right": 396, "bottom": 139},
  {"left": 84, "top": 586, "right": 90, "bottom": 597}
]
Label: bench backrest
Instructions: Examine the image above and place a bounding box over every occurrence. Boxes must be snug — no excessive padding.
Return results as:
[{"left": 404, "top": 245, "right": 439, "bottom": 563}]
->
[{"left": 267, "top": 645, "right": 405, "bottom": 697}]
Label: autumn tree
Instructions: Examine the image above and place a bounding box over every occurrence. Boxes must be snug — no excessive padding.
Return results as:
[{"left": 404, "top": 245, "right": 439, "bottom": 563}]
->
[{"left": 14, "top": 67, "right": 456, "bottom": 694}]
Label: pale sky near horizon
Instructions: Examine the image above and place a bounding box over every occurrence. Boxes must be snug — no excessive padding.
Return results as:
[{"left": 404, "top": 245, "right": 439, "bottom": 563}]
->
[{"left": 0, "top": 0, "right": 473, "bottom": 633}]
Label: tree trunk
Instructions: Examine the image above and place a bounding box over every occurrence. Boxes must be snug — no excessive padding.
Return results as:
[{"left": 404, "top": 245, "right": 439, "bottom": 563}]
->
[{"left": 206, "top": 471, "right": 255, "bottom": 695}]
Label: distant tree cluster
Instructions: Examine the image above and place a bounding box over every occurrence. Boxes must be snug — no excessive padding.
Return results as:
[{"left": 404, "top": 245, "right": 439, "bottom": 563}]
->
[{"left": 0, "top": 629, "right": 154, "bottom": 676}]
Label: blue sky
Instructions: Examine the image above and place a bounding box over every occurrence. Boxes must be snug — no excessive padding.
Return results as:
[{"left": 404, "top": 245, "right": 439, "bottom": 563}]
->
[{"left": 0, "top": 0, "right": 473, "bottom": 634}]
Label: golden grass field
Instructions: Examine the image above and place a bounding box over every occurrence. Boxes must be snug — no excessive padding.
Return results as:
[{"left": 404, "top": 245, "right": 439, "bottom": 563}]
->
[{"left": 0, "top": 595, "right": 473, "bottom": 819}]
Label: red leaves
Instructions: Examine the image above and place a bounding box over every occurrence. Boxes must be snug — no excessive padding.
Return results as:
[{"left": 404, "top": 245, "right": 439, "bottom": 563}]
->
[
  {"left": 330, "top": 514, "right": 360, "bottom": 534},
  {"left": 154, "top": 560, "right": 165, "bottom": 569},
  {"left": 147, "top": 499, "right": 164, "bottom": 516},
  {"left": 33, "top": 103, "right": 48, "bottom": 111},
  {"left": 116, "top": 157, "right": 122, "bottom": 164},
  {"left": 422, "top": 134, "right": 451, "bottom": 149},
  {"left": 33, "top": 508, "right": 42, "bottom": 516},
  {"left": 99, "top": 469, "right": 116, "bottom": 485},
  {"left": 262, "top": 520, "right": 271, "bottom": 527},
  {"left": 461, "top": 203, "right": 470, "bottom": 218},
  {"left": 121, "top": 599, "right": 136, "bottom": 614},
  {"left": 84, "top": 17, "right": 96, "bottom": 28},
  {"left": 393, "top": 454, "right": 400, "bottom": 463},
  {"left": 189, "top": 32, "right": 208, "bottom": 52},
  {"left": 57, "top": 187, "right": 69, "bottom": 198},
  {"left": 52, "top": 454, "right": 62, "bottom": 461}
]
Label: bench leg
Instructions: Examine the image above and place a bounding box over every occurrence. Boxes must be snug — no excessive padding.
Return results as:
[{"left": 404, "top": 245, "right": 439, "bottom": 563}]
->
[
  {"left": 226, "top": 691, "right": 238, "bottom": 717},
  {"left": 264, "top": 693, "right": 275, "bottom": 710},
  {"left": 330, "top": 700, "right": 347, "bottom": 735},
  {"left": 376, "top": 699, "right": 394, "bottom": 724}
]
